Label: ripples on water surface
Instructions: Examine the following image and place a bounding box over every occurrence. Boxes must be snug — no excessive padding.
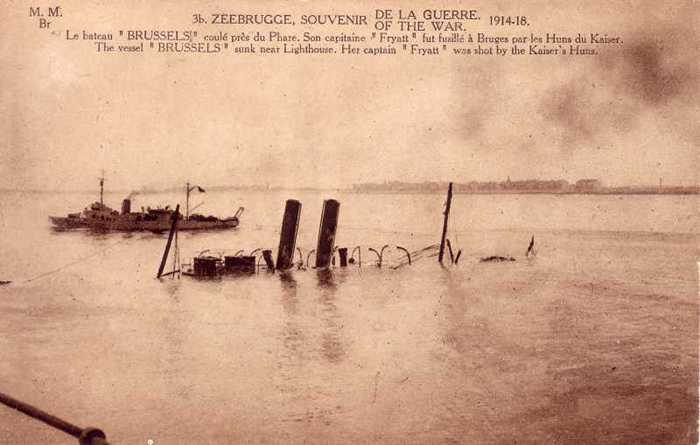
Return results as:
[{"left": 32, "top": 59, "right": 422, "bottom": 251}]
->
[{"left": 0, "top": 191, "right": 697, "bottom": 444}]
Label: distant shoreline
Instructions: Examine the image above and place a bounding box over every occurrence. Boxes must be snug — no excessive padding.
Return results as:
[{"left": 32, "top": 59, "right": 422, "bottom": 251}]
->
[
  {"left": 344, "top": 190, "right": 700, "bottom": 196},
  {"left": 1, "top": 188, "right": 698, "bottom": 196}
]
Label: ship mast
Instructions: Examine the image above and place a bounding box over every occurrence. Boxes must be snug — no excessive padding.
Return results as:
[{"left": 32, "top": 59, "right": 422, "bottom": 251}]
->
[
  {"left": 185, "top": 182, "right": 190, "bottom": 220},
  {"left": 99, "top": 170, "right": 104, "bottom": 206},
  {"left": 185, "top": 182, "right": 205, "bottom": 220}
]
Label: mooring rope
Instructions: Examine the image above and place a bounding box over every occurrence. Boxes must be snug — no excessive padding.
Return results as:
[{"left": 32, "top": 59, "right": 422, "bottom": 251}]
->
[{"left": 22, "top": 238, "right": 129, "bottom": 284}]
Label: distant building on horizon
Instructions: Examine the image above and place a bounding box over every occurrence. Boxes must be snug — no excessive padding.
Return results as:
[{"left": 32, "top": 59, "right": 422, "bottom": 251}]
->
[
  {"left": 574, "top": 179, "right": 603, "bottom": 192},
  {"left": 348, "top": 177, "right": 700, "bottom": 195}
]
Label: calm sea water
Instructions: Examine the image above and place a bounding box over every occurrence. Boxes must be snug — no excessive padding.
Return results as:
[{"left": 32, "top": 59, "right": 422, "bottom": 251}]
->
[{"left": 0, "top": 191, "right": 697, "bottom": 444}]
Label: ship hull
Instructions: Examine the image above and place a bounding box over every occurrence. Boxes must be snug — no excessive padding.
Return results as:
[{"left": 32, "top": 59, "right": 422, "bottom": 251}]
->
[
  {"left": 50, "top": 216, "right": 239, "bottom": 232},
  {"left": 49, "top": 216, "right": 88, "bottom": 229}
]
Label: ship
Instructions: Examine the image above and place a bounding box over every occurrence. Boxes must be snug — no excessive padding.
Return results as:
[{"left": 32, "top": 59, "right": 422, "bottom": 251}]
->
[{"left": 49, "top": 178, "right": 244, "bottom": 232}]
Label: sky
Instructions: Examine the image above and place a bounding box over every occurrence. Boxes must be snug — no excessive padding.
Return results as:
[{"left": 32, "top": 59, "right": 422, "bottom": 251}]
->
[{"left": 1, "top": 0, "right": 698, "bottom": 191}]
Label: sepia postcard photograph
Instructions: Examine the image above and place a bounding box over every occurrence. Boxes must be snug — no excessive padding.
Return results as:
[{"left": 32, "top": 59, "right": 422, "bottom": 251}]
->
[{"left": 0, "top": 0, "right": 698, "bottom": 443}]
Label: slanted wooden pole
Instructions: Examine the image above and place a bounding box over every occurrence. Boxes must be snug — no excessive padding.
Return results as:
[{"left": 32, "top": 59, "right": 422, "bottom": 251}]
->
[
  {"left": 275, "top": 199, "right": 302, "bottom": 271},
  {"left": 157, "top": 204, "right": 180, "bottom": 278},
  {"left": 315, "top": 199, "right": 340, "bottom": 269},
  {"left": 438, "top": 183, "right": 453, "bottom": 264}
]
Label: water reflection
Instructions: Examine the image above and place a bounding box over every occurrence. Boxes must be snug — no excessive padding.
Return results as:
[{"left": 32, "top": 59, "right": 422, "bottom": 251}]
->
[
  {"left": 276, "top": 271, "right": 304, "bottom": 397},
  {"left": 163, "top": 278, "right": 182, "bottom": 302},
  {"left": 279, "top": 271, "right": 298, "bottom": 316},
  {"left": 441, "top": 270, "right": 469, "bottom": 355},
  {"left": 315, "top": 268, "right": 336, "bottom": 289},
  {"left": 316, "top": 269, "right": 346, "bottom": 364},
  {"left": 161, "top": 290, "right": 190, "bottom": 400},
  {"left": 278, "top": 271, "right": 302, "bottom": 351}
]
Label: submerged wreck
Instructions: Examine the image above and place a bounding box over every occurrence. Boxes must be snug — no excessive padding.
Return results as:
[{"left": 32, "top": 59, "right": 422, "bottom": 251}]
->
[
  {"left": 157, "top": 186, "right": 461, "bottom": 280},
  {"left": 480, "top": 256, "right": 516, "bottom": 262},
  {"left": 155, "top": 182, "right": 535, "bottom": 280}
]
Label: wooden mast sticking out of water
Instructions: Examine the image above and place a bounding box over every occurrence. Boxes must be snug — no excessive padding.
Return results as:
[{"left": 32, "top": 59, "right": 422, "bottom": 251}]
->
[
  {"left": 438, "top": 182, "right": 453, "bottom": 264},
  {"left": 157, "top": 204, "right": 180, "bottom": 278}
]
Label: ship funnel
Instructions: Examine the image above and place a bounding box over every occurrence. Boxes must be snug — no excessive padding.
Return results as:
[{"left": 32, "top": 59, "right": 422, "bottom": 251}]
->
[{"left": 121, "top": 198, "right": 131, "bottom": 215}]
